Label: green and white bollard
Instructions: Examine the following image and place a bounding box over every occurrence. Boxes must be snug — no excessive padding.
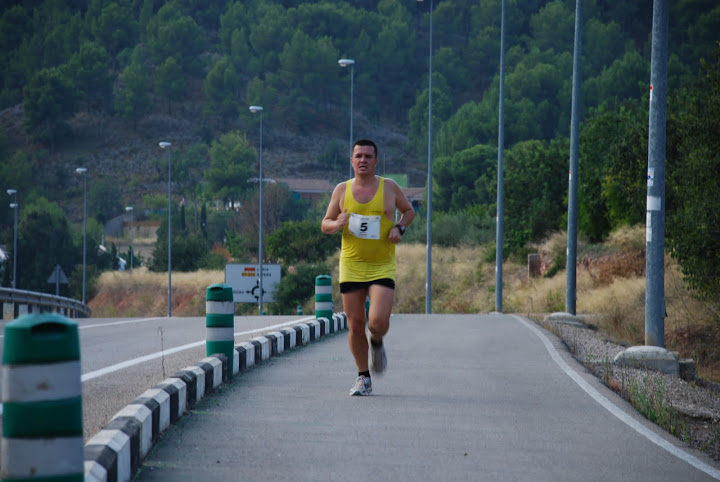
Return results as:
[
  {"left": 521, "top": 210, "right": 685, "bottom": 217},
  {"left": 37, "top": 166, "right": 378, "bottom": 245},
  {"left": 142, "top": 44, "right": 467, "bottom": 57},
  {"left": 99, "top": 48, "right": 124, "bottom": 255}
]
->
[
  {"left": 297, "top": 305, "right": 303, "bottom": 316},
  {"left": 315, "top": 275, "right": 333, "bottom": 333},
  {"left": 206, "top": 284, "right": 235, "bottom": 362},
  {"left": 1, "top": 314, "right": 83, "bottom": 481}
]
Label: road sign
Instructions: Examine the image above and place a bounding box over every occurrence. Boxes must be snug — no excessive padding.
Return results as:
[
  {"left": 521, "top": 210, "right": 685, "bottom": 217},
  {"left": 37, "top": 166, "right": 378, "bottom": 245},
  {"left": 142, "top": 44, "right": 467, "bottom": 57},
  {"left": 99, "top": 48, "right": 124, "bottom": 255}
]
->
[
  {"left": 47, "top": 264, "right": 69, "bottom": 296},
  {"left": 225, "top": 264, "right": 281, "bottom": 303}
]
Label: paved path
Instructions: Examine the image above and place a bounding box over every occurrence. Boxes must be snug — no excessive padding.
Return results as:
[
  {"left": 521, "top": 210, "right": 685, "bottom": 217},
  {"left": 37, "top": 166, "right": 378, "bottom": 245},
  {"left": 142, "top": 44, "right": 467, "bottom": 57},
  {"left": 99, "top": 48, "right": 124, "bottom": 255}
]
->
[{"left": 133, "top": 314, "right": 720, "bottom": 481}]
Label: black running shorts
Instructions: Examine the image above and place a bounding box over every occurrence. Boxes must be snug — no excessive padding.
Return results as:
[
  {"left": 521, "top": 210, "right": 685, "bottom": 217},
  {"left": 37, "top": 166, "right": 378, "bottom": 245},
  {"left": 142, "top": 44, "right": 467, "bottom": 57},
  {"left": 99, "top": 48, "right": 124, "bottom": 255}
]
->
[{"left": 339, "top": 278, "right": 396, "bottom": 294}]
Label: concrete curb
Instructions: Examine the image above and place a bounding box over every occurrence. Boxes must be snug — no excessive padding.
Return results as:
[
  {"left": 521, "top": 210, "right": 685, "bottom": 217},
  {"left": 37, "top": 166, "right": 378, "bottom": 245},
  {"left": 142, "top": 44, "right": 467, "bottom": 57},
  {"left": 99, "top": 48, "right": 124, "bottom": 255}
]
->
[{"left": 83, "top": 313, "right": 347, "bottom": 482}]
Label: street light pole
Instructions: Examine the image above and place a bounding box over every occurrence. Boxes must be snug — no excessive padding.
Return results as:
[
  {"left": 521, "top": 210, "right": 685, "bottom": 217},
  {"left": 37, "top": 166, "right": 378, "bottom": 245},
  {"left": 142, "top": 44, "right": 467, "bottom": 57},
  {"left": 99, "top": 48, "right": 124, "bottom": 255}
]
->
[
  {"left": 159, "top": 141, "right": 172, "bottom": 317},
  {"left": 7, "top": 189, "right": 18, "bottom": 289},
  {"left": 249, "top": 106, "right": 264, "bottom": 315},
  {"left": 418, "top": 0, "right": 434, "bottom": 314},
  {"left": 75, "top": 168, "right": 87, "bottom": 304},
  {"left": 495, "top": 0, "right": 507, "bottom": 313},
  {"left": 125, "top": 206, "right": 134, "bottom": 271},
  {"left": 338, "top": 58, "right": 355, "bottom": 179}
]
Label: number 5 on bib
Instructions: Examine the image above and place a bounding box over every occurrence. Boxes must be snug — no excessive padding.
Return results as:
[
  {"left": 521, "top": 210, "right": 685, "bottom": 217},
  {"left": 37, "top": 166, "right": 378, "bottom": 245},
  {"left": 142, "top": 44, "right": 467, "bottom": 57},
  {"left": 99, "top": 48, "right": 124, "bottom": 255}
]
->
[{"left": 349, "top": 213, "right": 381, "bottom": 239}]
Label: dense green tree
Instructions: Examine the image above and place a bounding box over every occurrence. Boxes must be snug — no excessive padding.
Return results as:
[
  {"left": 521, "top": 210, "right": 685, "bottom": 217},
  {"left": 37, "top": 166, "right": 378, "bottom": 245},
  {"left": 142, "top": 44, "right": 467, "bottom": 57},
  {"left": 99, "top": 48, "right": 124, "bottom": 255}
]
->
[
  {"left": 245, "top": 76, "right": 279, "bottom": 115},
  {"left": 666, "top": 46, "right": 720, "bottom": 302},
  {"left": 0, "top": 5, "right": 32, "bottom": 106},
  {"left": 203, "top": 57, "right": 240, "bottom": 126},
  {"left": 150, "top": 14, "right": 206, "bottom": 74},
  {"left": 583, "top": 18, "right": 624, "bottom": 73},
  {"left": 90, "top": 1, "right": 139, "bottom": 61},
  {"left": 266, "top": 220, "right": 339, "bottom": 265},
  {"left": 409, "top": 73, "right": 454, "bottom": 160},
  {"left": 577, "top": 101, "right": 645, "bottom": 241},
  {"left": 23, "top": 67, "right": 81, "bottom": 150},
  {"left": 155, "top": 56, "right": 186, "bottom": 114},
  {"left": 205, "top": 131, "right": 255, "bottom": 208},
  {"left": 88, "top": 176, "right": 123, "bottom": 225},
  {"left": 434, "top": 100, "right": 494, "bottom": 158},
  {"left": 113, "top": 48, "right": 151, "bottom": 128},
  {"left": 0, "top": 150, "right": 35, "bottom": 203},
  {"left": 149, "top": 214, "right": 210, "bottom": 272},
  {"left": 583, "top": 47, "right": 649, "bottom": 112},
  {"left": 503, "top": 138, "right": 570, "bottom": 250},
  {"left": 276, "top": 30, "right": 339, "bottom": 103},
  {"left": 16, "top": 197, "right": 76, "bottom": 293},
  {"left": 529, "top": 0, "right": 574, "bottom": 54},
  {"left": 248, "top": 2, "right": 291, "bottom": 74},
  {"left": 370, "top": 11, "right": 416, "bottom": 115},
  {"left": 433, "top": 143, "right": 497, "bottom": 212},
  {"left": 65, "top": 41, "right": 114, "bottom": 113},
  {"left": 272, "top": 262, "right": 331, "bottom": 314},
  {"left": 173, "top": 142, "right": 208, "bottom": 231}
]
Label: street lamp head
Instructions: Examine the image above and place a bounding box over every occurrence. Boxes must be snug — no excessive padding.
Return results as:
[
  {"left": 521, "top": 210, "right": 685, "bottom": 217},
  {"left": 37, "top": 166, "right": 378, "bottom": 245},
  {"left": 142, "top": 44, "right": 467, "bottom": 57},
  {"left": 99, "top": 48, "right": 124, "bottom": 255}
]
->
[
  {"left": 76, "top": 167, "right": 87, "bottom": 174},
  {"left": 159, "top": 141, "right": 171, "bottom": 149},
  {"left": 249, "top": 105, "right": 263, "bottom": 113},
  {"left": 338, "top": 58, "right": 355, "bottom": 67},
  {"left": 7, "top": 189, "right": 16, "bottom": 195},
  {"left": 125, "top": 206, "right": 133, "bottom": 212}
]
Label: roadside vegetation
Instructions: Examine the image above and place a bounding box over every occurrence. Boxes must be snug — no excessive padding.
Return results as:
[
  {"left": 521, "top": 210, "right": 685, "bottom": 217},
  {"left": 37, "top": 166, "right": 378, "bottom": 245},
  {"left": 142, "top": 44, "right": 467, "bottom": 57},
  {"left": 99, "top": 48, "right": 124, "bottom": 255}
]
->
[{"left": 91, "top": 224, "right": 720, "bottom": 384}]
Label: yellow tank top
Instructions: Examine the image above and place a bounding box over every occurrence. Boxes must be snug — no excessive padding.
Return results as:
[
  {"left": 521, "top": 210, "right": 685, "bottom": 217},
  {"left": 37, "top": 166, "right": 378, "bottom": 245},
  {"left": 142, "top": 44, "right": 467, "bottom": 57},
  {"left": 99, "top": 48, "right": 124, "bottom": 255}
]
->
[{"left": 339, "top": 177, "right": 396, "bottom": 283}]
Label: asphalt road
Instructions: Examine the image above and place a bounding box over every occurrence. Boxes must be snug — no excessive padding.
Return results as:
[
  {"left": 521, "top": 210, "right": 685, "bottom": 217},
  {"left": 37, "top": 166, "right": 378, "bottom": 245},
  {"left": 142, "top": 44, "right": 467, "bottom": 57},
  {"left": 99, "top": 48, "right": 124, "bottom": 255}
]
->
[
  {"left": 132, "top": 313, "right": 720, "bottom": 481},
  {"left": 0, "top": 314, "right": 314, "bottom": 442}
]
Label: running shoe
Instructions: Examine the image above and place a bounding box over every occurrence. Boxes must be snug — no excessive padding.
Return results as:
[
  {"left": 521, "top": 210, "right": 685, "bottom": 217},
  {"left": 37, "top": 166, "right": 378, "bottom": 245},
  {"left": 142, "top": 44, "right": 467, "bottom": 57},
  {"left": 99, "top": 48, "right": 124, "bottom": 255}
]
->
[
  {"left": 370, "top": 338, "right": 387, "bottom": 374},
  {"left": 349, "top": 375, "right": 372, "bottom": 396}
]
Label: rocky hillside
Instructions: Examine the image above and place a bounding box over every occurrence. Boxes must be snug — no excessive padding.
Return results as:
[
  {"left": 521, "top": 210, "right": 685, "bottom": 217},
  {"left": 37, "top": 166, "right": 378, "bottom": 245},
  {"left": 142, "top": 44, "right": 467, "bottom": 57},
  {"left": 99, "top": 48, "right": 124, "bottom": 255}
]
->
[{"left": 2, "top": 95, "right": 424, "bottom": 224}]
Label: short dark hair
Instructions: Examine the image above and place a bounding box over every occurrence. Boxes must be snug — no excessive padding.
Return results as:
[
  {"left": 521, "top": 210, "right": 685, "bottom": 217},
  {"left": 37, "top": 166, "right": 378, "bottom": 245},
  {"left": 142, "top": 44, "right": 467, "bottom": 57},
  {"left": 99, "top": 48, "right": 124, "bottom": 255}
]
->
[{"left": 353, "top": 139, "right": 378, "bottom": 158}]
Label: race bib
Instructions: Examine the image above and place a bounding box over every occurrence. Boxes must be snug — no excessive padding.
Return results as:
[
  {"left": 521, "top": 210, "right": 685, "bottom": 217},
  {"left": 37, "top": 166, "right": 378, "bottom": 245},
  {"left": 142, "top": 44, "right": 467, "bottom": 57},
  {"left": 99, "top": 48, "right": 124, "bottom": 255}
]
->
[{"left": 348, "top": 213, "right": 381, "bottom": 239}]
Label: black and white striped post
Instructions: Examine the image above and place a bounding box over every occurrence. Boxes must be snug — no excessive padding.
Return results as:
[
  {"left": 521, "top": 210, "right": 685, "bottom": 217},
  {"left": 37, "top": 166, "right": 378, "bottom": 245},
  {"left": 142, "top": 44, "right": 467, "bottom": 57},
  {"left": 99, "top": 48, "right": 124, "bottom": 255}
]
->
[
  {"left": 1, "top": 314, "right": 83, "bottom": 481},
  {"left": 206, "top": 284, "right": 235, "bottom": 363},
  {"left": 315, "top": 275, "right": 333, "bottom": 332}
]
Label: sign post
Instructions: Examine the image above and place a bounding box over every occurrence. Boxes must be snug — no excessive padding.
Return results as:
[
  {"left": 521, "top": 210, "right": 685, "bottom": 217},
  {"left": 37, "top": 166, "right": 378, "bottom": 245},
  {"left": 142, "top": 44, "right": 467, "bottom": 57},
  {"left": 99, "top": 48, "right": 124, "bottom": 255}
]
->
[
  {"left": 224, "top": 264, "right": 281, "bottom": 304},
  {"left": 47, "top": 264, "right": 69, "bottom": 296}
]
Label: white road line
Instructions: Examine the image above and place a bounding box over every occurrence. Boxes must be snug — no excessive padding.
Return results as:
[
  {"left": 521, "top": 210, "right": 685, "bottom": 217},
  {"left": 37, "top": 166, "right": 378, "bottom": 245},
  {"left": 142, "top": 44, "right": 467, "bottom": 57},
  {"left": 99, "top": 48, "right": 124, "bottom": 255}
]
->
[
  {"left": 0, "top": 316, "right": 316, "bottom": 416},
  {"left": 80, "top": 316, "right": 315, "bottom": 381},
  {"left": 79, "top": 317, "right": 165, "bottom": 330},
  {"left": 0, "top": 317, "right": 165, "bottom": 339},
  {"left": 511, "top": 314, "right": 720, "bottom": 480}
]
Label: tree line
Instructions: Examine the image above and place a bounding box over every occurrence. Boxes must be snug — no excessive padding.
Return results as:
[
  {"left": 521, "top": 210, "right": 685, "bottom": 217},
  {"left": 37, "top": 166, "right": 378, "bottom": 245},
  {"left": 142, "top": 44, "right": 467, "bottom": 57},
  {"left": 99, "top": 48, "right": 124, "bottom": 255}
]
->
[{"left": 0, "top": 0, "right": 718, "bottom": 311}]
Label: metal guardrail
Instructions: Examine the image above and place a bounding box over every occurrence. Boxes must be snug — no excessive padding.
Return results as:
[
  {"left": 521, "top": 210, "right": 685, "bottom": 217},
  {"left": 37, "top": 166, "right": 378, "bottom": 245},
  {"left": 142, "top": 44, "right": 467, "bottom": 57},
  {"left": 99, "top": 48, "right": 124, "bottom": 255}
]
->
[{"left": 0, "top": 287, "right": 91, "bottom": 319}]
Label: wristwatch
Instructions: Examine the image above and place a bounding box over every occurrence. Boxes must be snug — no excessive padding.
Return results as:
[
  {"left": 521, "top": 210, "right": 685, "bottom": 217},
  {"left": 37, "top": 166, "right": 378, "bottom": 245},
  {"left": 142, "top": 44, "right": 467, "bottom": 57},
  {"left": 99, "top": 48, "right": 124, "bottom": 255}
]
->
[{"left": 394, "top": 224, "right": 406, "bottom": 236}]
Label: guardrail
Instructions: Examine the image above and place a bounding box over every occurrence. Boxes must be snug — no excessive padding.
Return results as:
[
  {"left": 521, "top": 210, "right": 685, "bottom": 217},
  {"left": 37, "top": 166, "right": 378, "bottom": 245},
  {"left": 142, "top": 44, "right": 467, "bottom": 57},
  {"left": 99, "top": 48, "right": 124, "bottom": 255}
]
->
[{"left": 0, "top": 287, "right": 91, "bottom": 319}]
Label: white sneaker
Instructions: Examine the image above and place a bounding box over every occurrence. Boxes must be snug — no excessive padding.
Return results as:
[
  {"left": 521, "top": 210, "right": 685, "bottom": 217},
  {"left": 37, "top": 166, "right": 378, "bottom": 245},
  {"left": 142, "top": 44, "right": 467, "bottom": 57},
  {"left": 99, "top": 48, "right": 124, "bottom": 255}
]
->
[
  {"left": 370, "top": 339, "right": 387, "bottom": 375},
  {"left": 349, "top": 375, "right": 372, "bottom": 396}
]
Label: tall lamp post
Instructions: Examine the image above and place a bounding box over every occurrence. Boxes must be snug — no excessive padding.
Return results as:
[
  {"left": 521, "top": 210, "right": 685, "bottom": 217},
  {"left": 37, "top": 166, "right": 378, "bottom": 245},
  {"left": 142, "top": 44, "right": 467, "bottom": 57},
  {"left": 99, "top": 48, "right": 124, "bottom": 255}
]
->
[
  {"left": 249, "top": 105, "right": 265, "bottom": 315},
  {"left": 495, "top": 0, "right": 507, "bottom": 313},
  {"left": 125, "top": 206, "right": 134, "bottom": 271},
  {"left": 338, "top": 58, "right": 355, "bottom": 179},
  {"left": 75, "top": 168, "right": 87, "bottom": 304},
  {"left": 418, "top": 0, "right": 434, "bottom": 314},
  {"left": 7, "top": 189, "right": 18, "bottom": 289},
  {"left": 159, "top": 141, "right": 172, "bottom": 317}
]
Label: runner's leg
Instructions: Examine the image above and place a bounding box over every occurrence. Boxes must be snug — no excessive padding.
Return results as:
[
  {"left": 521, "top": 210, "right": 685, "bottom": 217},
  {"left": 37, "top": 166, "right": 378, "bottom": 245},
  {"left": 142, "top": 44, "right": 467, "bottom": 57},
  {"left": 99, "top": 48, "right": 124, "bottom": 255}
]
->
[
  {"left": 367, "top": 283, "right": 394, "bottom": 344},
  {"left": 343, "top": 287, "right": 370, "bottom": 372}
]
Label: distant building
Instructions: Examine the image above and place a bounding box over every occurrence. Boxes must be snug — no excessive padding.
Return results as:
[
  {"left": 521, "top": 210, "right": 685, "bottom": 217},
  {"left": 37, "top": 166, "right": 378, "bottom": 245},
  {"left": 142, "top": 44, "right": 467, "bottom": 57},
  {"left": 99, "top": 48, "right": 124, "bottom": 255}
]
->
[{"left": 275, "top": 177, "right": 425, "bottom": 210}]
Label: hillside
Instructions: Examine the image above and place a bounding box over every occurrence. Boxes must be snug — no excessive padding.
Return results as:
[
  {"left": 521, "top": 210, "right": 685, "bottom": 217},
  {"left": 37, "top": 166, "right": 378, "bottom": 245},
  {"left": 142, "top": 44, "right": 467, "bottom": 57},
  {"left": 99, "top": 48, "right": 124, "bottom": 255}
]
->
[{"left": 1, "top": 95, "right": 423, "bottom": 225}]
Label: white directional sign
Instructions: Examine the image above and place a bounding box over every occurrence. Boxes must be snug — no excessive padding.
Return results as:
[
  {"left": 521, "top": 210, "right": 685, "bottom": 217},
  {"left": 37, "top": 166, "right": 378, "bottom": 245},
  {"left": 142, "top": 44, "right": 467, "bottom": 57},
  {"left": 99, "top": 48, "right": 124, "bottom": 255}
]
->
[{"left": 225, "top": 264, "right": 281, "bottom": 303}]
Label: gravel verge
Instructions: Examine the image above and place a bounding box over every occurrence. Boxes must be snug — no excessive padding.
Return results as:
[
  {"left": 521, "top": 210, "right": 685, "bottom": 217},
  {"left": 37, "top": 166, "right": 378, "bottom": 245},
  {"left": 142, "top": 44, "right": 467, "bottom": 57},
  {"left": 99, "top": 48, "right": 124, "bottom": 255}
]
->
[{"left": 538, "top": 319, "right": 720, "bottom": 463}]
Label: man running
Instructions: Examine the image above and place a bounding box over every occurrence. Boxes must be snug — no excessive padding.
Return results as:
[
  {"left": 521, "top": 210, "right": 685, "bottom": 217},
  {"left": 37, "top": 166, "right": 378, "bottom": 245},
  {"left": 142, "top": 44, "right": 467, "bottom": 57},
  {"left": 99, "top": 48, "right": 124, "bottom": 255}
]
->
[{"left": 321, "top": 139, "right": 415, "bottom": 396}]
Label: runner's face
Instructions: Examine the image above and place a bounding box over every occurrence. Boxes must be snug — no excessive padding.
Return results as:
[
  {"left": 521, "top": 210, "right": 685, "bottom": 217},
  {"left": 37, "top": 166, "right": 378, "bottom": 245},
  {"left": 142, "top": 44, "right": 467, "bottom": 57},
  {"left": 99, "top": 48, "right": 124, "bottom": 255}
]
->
[{"left": 351, "top": 145, "right": 377, "bottom": 176}]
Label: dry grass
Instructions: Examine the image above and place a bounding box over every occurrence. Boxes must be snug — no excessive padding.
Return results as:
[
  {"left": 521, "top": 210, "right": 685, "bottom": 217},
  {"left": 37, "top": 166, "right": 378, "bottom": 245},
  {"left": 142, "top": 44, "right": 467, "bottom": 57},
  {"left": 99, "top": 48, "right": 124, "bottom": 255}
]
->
[
  {"left": 89, "top": 268, "right": 224, "bottom": 317},
  {"left": 89, "top": 227, "right": 720, "bottom": 381}
]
